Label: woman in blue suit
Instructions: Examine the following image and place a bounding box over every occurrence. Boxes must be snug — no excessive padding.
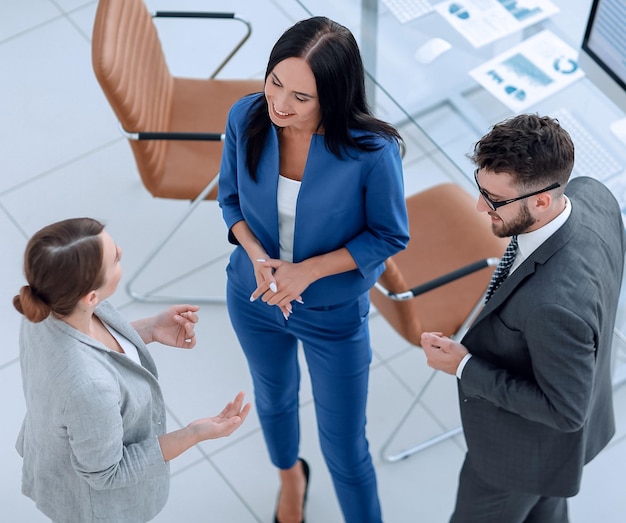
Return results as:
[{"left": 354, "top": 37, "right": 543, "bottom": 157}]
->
[{"left": 218, "top": 17, "right": 409, "bottom": 523}]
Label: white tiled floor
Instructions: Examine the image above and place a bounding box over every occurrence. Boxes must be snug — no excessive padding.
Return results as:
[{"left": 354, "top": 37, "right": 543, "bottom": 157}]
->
[{"left": 1, "top": 1, "right": 625, "bottom": 522}]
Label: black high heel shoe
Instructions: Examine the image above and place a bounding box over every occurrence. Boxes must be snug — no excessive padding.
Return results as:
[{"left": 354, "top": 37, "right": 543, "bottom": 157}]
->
[{"left": 274, "top": 457, "right": 310, "bottom": 523}]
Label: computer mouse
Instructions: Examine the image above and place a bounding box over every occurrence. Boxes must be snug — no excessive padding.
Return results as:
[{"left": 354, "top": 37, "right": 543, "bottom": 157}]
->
[{"left": 415, "top": 37, "right": 452, "bottom": 65}]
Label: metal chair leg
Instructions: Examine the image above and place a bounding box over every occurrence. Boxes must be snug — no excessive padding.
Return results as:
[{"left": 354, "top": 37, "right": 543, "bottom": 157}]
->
[
  {"left": 125, "top": 176, "right": 229, "bottom": 303},
  {"left": 380, "top": 369, "right": 462, "bottom": 463},
  {"left": 379, "top": 298, "right": 485, "bottom": 463}
]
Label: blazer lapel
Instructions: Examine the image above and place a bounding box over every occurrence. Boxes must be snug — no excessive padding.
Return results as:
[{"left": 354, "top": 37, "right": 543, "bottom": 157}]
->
[
  {"left": 471, "top": 203, "right": 579, "bottom": 326},
  {"left": 255, "top": 127, "right": 280, "bottom": 255},
  {"left": 95, "top": 302, "right": 159, "bottom": 377}
]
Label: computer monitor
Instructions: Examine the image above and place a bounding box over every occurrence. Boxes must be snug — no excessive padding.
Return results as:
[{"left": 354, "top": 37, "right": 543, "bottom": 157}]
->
[{"left": 578, "top": 0, "right": 626, "bottom": 144}]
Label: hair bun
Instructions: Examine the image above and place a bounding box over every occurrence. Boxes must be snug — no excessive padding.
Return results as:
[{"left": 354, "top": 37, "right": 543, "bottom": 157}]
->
[{"left": 13, "top": 285, "right": 50, "bottom": 323}]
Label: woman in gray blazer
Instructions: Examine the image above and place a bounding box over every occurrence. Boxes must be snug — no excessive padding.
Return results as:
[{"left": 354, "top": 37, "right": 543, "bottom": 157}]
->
[{"left": 13, "top": 217, "right": 251, "bottom": 523}]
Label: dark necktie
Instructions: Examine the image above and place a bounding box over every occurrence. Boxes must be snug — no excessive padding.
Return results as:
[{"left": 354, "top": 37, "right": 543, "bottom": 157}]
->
[{"left": 485, "top": 235, "right": 518, "bottom": 303}]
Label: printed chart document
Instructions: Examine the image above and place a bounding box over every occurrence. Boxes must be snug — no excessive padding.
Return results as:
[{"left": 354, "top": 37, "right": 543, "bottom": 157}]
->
[
  {"left": 435, "top": 0, "right": 559, "bottom": 48},
  {"left": 469, "top": 30, "right": 583, "bottom": 112}
]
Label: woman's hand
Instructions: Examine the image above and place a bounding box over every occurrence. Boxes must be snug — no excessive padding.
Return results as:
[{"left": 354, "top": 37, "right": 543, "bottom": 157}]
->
[
  {"left": 250, "top": 257, "right": 278, "bottom": 301},
  {"left": 159, "top": 391, "right": 251, "bottom": 461},
  {"left": 250, "top": 249, "right": 356, "bottom": 320},
  {"left": 253, "top": 259, "right": 310, "bottom": 318},
  {"left": 249, "top": 258, "right": 303, "bottom": 320},
  {"left": 187, "top": 391, "right": 252, "bottom": 440},
  {"left": 133, "top": 305, "right": 200, "bottom": 348}
]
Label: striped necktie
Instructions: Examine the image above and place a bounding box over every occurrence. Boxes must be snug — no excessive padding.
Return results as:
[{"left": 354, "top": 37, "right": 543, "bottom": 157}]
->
[{"left": 485, "top": 235, "right": 518, "bottom": 303}]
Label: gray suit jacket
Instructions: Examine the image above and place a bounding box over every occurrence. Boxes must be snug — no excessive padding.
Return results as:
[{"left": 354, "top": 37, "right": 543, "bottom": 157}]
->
[
  {"left": 459, "top": 176, "right": 625, "bottom": 497},
  {"left": 16, "top": 301, "right": 170, "bottom": 522}
]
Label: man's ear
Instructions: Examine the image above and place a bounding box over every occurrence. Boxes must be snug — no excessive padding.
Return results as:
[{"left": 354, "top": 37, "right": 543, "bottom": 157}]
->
[{"left": 533, "top": 192, "right": 552, "bottom": 211}]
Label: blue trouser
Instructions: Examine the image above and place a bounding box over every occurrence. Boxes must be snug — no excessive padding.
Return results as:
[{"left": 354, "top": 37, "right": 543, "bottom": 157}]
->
[{"left": 227, "top": 278, "right": 383, "bottom": 523}]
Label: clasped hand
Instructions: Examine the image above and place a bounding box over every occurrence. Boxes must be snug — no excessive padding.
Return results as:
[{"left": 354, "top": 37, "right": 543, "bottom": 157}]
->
[{"left": 250, "top": 258, "right": 310, "bottom": 319}]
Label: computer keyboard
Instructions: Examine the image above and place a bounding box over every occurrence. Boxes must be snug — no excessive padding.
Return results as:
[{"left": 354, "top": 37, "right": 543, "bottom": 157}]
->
[
  {"left": 381, "top": 0, "right": 435, "bottom": 23},
  {"left": 552, "top": 108, "right": 623, "bottom": 182}
]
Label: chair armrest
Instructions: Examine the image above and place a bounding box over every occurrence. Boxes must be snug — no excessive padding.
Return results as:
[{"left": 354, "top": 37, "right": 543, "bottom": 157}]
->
[
  {"left": 375, "top": 257, "right": 499, "bottom": 301},
  {"left": 152, "top": 11, "right": 252, "bottom": 78},
  {"left": 119, "top": 125, "right": 224, "bottom": 142}
]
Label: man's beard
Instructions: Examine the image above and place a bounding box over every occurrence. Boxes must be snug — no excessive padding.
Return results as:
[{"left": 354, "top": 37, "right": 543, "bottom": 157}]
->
[{"left": 491, "top": 201, "right": 536, "bottom": 238}]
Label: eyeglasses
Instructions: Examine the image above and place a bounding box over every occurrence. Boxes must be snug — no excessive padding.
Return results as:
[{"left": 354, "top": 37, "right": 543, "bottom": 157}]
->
[{"left": 474, "top": 170, "right": 561, "bottom": 211}]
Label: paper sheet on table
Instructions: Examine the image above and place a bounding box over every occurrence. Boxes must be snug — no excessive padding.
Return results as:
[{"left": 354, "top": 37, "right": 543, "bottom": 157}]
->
[
  {"left": 435, "top": 0, "right": 559, "bottom": 48},
  {"left": 469, "top": 30, "right": 584, "bottom": 112}
]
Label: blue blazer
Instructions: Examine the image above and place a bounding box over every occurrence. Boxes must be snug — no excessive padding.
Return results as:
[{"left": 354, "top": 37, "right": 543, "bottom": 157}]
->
[{"left": 218, "top": 94, "right": 409, "bottom": 307}]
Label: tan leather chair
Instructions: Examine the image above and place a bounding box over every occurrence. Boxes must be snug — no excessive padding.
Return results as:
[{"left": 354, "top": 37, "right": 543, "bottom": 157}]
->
[
  {"left": 370, "top": 183, "right": 507, "bottom": 462},
  {"left": 92, "top": 0, "right": 264, "bottom": 302}
]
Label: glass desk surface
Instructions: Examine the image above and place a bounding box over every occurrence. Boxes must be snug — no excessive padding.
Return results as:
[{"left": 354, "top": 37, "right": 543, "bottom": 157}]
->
[
  {"left": 291, "top": 0, "right": 626, "bottom": 183},
  {"left": 290, "top": 0, "right": 626, "bottom": 377}
]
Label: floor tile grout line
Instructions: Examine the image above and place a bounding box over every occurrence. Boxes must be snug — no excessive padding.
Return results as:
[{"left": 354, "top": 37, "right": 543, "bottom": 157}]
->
[
  {"left": 194, "top": 424, "right": 274, "bottom": 523},
  {"left": 58, "top": 4, "right": 96, "bottom": 43},
  {"left": 1, "top": 0, "right": 96, "bottom": 47},
  {"left": 162, "top": 403, "right": 262, "bottom": 520},
  {"left": 0, "top": 17, "right": 66, "bottom": 46},
  {"left": 0, "top": 200, "right": 29, "bottom": 240},
  {"left": 0, "top": 137, "right": 125, "bottom": 198},
  {"left": 205, "top": 454, "right": 263, "bottom": 522},
  {"left": 125, "top": 251, "right": 232, "bottom": 299}
]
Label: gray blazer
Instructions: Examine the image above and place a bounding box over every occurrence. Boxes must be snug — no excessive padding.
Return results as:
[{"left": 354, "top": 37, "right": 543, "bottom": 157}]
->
[
  {"left": 459, "top": 176, "right": 625, "bottom": 497},
  {"left": 16, "top": 301, "right": 170, "bottom": 522}
]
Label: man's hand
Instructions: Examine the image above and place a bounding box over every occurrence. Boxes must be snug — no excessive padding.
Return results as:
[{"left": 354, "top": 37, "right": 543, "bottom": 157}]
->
[{"left": 421, "top": 332, "right": 469, "bottom": 375}]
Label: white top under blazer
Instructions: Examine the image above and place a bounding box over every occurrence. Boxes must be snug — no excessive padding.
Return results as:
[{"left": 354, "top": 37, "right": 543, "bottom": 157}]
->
[{"left": 277, "top": 174, "right": 301, "bottom": 262}]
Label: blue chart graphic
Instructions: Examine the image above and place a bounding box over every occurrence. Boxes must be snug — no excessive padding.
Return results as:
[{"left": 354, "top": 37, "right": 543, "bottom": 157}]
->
[
  {"left": 497, "top": 0, "right": 542, "bottom": 22},
  {"left": 502, "top": 53, "right": 553, "bottom": 85},
  {"left": 553, "top": 56, "right": 578, "bottom": 74},
  {"left": 448, "top": 3, "right": 470, "bottom": 20},
  {"left": 499, "top": 53, "right": 553, "bottom": 101}
]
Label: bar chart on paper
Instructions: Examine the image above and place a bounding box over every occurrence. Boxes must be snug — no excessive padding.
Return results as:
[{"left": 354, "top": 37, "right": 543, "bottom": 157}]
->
[{"left": 497, "top": 0, "right": 545, "bottom": 21}]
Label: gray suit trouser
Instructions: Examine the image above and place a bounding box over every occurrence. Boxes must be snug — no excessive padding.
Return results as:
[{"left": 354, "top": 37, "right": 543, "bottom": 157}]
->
[{"left": 450, "top": 454, "right": 569, "bottom": 523}]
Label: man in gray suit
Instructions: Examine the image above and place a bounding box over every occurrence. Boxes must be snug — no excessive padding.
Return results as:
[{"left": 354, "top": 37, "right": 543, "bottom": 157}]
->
[{"left": 422, "top": 114, "right": 625, "bottom": 522}]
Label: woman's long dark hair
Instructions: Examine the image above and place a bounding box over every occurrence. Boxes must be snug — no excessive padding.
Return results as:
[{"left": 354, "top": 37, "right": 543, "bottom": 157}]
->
[{"left": 245, "top": 16, "right": 402, "bottom": 180}]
